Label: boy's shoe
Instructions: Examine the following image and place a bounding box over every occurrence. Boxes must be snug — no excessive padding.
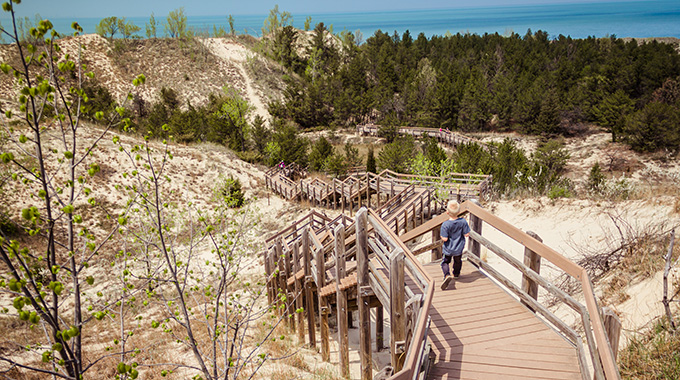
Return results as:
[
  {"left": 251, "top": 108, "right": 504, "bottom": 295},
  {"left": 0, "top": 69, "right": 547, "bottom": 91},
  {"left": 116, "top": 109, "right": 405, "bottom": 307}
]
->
[
  {"left": 454, "top": 274, "right": 460, "bottom": 278},
  {"left": 441, "top": 275, "right": 453, "bottom": 290}
]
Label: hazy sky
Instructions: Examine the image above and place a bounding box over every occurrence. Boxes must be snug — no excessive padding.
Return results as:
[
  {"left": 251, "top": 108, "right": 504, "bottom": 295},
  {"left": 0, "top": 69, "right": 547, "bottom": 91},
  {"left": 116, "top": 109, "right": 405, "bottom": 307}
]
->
[{"left": 9, "top": 0, "right": 633, "bottom": 18}]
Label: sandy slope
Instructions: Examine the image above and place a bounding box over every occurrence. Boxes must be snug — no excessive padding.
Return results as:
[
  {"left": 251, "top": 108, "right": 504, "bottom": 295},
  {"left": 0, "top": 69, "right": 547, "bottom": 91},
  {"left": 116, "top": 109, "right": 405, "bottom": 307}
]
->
[{"left": 200, "top": 39, "right": 270, "bottom": 121}]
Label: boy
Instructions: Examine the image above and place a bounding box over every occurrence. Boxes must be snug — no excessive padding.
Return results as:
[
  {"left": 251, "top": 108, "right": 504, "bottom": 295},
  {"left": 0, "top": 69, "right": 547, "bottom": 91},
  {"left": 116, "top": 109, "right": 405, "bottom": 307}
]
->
[{"left": 440, "top": 200, "right": 470, "bottom": 290}]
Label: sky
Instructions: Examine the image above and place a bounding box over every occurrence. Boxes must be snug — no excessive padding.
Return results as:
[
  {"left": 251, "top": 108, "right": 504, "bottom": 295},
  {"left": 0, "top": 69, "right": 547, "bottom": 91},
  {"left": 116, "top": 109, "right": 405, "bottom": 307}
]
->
[{"left": 8, "top": 0, "right": 631, "bottom": 19}]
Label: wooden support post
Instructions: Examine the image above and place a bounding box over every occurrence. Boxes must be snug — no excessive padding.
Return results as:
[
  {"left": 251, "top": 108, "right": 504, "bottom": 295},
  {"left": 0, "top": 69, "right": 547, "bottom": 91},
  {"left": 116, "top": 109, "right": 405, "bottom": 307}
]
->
[
  {"left": 355, "top": 208, "right": 372, "bottom": 380},
  {"left": 276, "top": 239, "right": 287, "bottom": 326},
  {"left": 602, "top": 307, "right": 621, "bottom": 362},
  {"left": 264, "top": 250, "right": 272, "bottom": 305},
  {"left": 366, "top": 173, "right": 371, "bottom": 209},
  {"left": 334, "top": 226, "right": 350, "bottom": 377},
  {"left": 521, "top": 231, "right": 543, "bottom": 312},
  {"left": 432, "top": 226, "right": 442, "bottom": 261},
  {"left": 349, "top": 183, "right": 354, "bottom": 217},
  {"left": 376, "top": 305, "right": 384, "bottom": 351},
  {"left": 470, "top": 199, "right": 483, "bottom": 258},
  {"left": 283, "top": 242, "right": 294, "bottom": 332},
  {"left": 268, "top": 249, "right": 277, "bottom": 311},
  {"left": 390, "top": 249, "right": 406, "bottom": 371},
  {"left": 302, "top": 228, "right": 316, "bottom": 348},
  {"left": 390, "top": 180, "right": 394, "bottom": 198},
  {"left": 412, "top": 202, "right": 416, "bottom": 229},
  {"left": 294, "top": 243, "right": 304, "bottom": 343},
  {"left": 377, "top": 177, "right": 381, "bottom": 209},
  {"left": 419, "top": 196, "right": 424, "bottom": 226},
  {"left": 341, "top": 182, "right": 345, "bottom": 215},
  {"left": 403, "top": 209, "right": 408, "bottom": 232},
  {"left": 317, "top": 239, "right": 330, "bottom": 361},
  {"left": 357, "top": 180, "right": 362, "bottom": 209},
  {"left": 333, "top": 181, "right": 337, "bottom": 210}
]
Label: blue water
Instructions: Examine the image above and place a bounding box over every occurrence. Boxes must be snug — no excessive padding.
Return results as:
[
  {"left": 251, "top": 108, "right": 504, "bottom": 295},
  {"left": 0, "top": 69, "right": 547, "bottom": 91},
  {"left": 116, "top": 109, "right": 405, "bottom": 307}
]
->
[{"left": 2, "top": 1, "right": 679, "bottom": 41}]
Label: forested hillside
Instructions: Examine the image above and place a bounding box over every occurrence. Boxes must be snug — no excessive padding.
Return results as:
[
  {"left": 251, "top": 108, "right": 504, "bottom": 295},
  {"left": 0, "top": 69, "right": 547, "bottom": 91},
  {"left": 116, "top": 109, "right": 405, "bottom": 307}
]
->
[{"left": 268, "top": 24, "right": 680, "bottom": 152}]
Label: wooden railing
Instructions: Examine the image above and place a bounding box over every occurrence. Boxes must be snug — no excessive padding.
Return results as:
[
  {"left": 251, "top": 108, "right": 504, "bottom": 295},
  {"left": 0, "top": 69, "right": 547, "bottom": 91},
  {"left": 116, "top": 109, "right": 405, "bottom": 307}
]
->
[
  {"left": 356, "top": 124, "right": 490, "bottom": 151},
  {"left": 400, "top": 200, "right": 621, "bottom": 380},
  {"left": 360, "top": 208, "right": 435, "bottom": 380}
]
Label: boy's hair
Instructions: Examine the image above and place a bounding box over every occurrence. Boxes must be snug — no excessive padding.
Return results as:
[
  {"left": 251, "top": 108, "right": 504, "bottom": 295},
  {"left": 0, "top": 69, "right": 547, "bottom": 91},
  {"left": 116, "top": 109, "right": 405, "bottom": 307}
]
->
[{"left": 446, "top": 200, "right": 460, "bottom": 217}]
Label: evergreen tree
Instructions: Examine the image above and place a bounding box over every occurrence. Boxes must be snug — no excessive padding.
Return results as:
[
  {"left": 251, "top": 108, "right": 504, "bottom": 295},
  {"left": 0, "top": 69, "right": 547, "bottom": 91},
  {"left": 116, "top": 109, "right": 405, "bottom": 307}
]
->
[
  {"left": 308, "top": 136, "right": 334, "bottom": 171},
  {"left": 366, "top": 146, "right": 377, "bottom": 173}
]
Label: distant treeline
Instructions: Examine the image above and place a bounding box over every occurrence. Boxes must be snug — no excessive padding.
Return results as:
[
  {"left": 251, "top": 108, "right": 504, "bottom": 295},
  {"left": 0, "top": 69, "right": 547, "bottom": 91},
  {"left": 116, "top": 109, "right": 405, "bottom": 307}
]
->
[{"left": 267, "top": 24, "right": 680, "bottom": 152}]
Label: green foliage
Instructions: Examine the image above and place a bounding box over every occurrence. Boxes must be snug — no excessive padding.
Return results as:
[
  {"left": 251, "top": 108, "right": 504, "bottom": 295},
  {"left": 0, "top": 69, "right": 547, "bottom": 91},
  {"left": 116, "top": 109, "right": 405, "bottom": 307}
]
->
[
  {"left": 96, "top": 16, "right": 119, "bottom": 38},
  {"left": 213, "top": 175, "right": 245, "bottom": 208},
  {"left": 323, "top": 152, "right": 347, "bottom": 178},
  {"left": 304, "top": 16, "right": 312, "bottom": 31},
  {"left": 547, "top": 185, "right": 571, "bottom": 199},
  {"left": 588, "top": 162, "right": 605, "bottom": 193},
  {"left": 378, "top": 136, "right": 416, "bottom": 173},
  {"left": 530, "top": 139, "right": 570, "bottom": 192},
  {"left": 119, "top": 18, "right": 140, "bottom": 39},
  {"left": 344, "top": 143, "right": 361, "bottom": 168},
  {"left": 421, "top": 135, "right": 447, "bottom": 172},
  {"left": 250, "top": 115, "right": 270, "bottom": 156},
  {"left": 145, "top": 12, "right": 157, "bottom": 39},
  {"left": 366, "top": 146, "right": 377, "bottom": 173},
  {"left": 592, "top": 90, "right": 634, "bottom": 142},
  {"left": 267, "top": 119, "right": 308, "bottom": 166},
  {"left": 262, "top": 5, "right": 293, "bottom": 37},
  {"left": 623, "top": 101, "right": 680, "bottom": 153},
  {"left": 270, "top": 29, "right": 680, "bottom": 151},
  {"left": 308, "top": 136, "right": 333, "bottom": 171},
  {"left": 212, "top": 87, "right": 253, "bottom": 151},
  {"left": 165, "top": 7, "right": 187, "bottom": 39},
  {"left": 228, "top": 15, "right": 236, "bottom": 36}
]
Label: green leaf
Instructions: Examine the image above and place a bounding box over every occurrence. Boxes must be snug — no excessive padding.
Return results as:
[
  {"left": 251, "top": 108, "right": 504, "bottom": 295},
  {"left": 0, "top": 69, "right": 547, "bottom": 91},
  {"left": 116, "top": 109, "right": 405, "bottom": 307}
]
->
[{"left": 62, "top": 204, "right": 74, "bottom": 214}]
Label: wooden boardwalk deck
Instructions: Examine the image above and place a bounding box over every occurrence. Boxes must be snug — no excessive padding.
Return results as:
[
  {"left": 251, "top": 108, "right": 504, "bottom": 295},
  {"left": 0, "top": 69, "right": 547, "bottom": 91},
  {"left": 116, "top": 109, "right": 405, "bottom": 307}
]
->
[{"left": 424, "top": 261, "right": 582, "bottom": 380}]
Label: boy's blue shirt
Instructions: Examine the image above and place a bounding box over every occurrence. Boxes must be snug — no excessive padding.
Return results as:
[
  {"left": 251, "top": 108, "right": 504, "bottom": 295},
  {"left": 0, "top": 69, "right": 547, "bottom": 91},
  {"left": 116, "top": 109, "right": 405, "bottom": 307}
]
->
[{"left": 441, "top": 217, "right": 470, "bottom": 256}]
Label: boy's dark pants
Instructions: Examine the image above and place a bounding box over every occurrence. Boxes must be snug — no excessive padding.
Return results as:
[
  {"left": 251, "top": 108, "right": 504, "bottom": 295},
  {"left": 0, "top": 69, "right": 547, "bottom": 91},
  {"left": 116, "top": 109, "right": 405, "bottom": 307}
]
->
[{"left": 441, "top": 254, "right": 462, "bottom": 278}]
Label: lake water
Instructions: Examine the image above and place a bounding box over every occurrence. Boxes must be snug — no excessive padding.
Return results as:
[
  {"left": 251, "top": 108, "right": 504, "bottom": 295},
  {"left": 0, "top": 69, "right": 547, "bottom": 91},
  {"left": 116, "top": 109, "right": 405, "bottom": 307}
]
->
[{"left": 3, "top": 0, "right": 679, "bottom": 41}]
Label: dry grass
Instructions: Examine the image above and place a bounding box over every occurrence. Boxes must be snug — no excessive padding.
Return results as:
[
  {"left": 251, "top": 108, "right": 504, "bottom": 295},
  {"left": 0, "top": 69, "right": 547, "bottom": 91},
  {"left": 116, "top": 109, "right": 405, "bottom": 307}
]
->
[{"left": 619, "top": 317, "right": 680, "bottom": 379}]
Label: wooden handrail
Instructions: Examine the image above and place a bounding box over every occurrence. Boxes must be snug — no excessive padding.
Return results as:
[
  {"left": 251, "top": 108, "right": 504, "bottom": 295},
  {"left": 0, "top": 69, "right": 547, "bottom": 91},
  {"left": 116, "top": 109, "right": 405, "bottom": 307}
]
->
[{"left": 363, "top": 208, "right": 434, "bottom": 380}]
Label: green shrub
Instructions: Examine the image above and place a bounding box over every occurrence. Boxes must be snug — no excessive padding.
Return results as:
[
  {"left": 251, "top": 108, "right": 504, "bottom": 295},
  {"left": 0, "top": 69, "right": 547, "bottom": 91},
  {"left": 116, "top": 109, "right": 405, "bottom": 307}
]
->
[
  {"left": 588, "top": 162, "right": 606, "bottom": 193},
  {"left": 214, "top": 176, "right": 245, "bottom": 208},
  {"left": 547, "top": 185, "right": 571, "bottom": 199}
]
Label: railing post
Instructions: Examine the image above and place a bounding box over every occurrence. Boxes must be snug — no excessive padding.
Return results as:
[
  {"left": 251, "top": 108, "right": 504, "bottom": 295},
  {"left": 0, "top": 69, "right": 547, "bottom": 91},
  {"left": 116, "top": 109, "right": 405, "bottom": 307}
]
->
[
  {"left": 521, "top": 231, "right": 543, "bottom": 312},
  {"left": 469, "top": 199, "right": 482, "bottom": 258},
  {"left": 376, "top": 305, "right": 384, "bottom": 351},
  {"left": 341, "top": 182, "right": 345, "bottom": 215},
  {"left": 293, "top": 242, "right": 305, "bottom": 343},
  {"left": 334, "top": 226, "right": 350, "bottom": 377},
  {"left": 317, "top": 237, "right": 330, "bottom": 361},
  {"left": 264, "top": 249, "right": 273, "bottom": 305},
  {"left": 276, "top": 239, "right": 287, "bottom": 326},
  {"left": 284, "top": 241, "right": 294, "bottom": 333},
  {"left": 366, "top": 173, "right": 371, "bottom": 209},
  {"left": 390, "top": 249, "right": 406, "bottom": 371},
  {"left": 356, "top": 208, "right": 372, "bottom": 380},
  {"left": 268, "top": 249, "right": 277, "bottom": 312},
  {"left": 432, "top": 225, "right": 442, "bottom": 261},
  {"left": 602, "top": 307, "right": 621, "bottom": 362},
  {"left": 377, "top": 176, "right": 381, "bottom": 209},
  {"left": 302, "top": 228, "right": 316, "bottom": 348},
  {"left": 333, "top": 180, "right": 337, "bottom": 210}
]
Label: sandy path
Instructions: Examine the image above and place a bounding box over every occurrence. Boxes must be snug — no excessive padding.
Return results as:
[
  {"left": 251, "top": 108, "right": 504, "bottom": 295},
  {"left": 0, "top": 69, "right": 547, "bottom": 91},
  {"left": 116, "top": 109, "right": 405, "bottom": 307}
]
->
[{"left": 200, "top": 38, "right": 269, "bottom": 121}]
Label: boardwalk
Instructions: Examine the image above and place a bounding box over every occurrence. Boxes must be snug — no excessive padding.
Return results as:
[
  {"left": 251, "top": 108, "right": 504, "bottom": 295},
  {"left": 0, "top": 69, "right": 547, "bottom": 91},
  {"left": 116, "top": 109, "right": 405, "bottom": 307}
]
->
[
  {"left": 264, "top": 158, "right": 620, "bottom": 379},
  {"left": 425, "top": 261, "right": 581, "bottom": 380}
]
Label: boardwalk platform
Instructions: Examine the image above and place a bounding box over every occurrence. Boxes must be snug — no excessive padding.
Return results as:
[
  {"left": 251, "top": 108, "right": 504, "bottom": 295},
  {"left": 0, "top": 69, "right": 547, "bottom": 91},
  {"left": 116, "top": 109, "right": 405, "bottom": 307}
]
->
[{"left": 425, "top": 261, "right": 581, "bottom": 380}]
